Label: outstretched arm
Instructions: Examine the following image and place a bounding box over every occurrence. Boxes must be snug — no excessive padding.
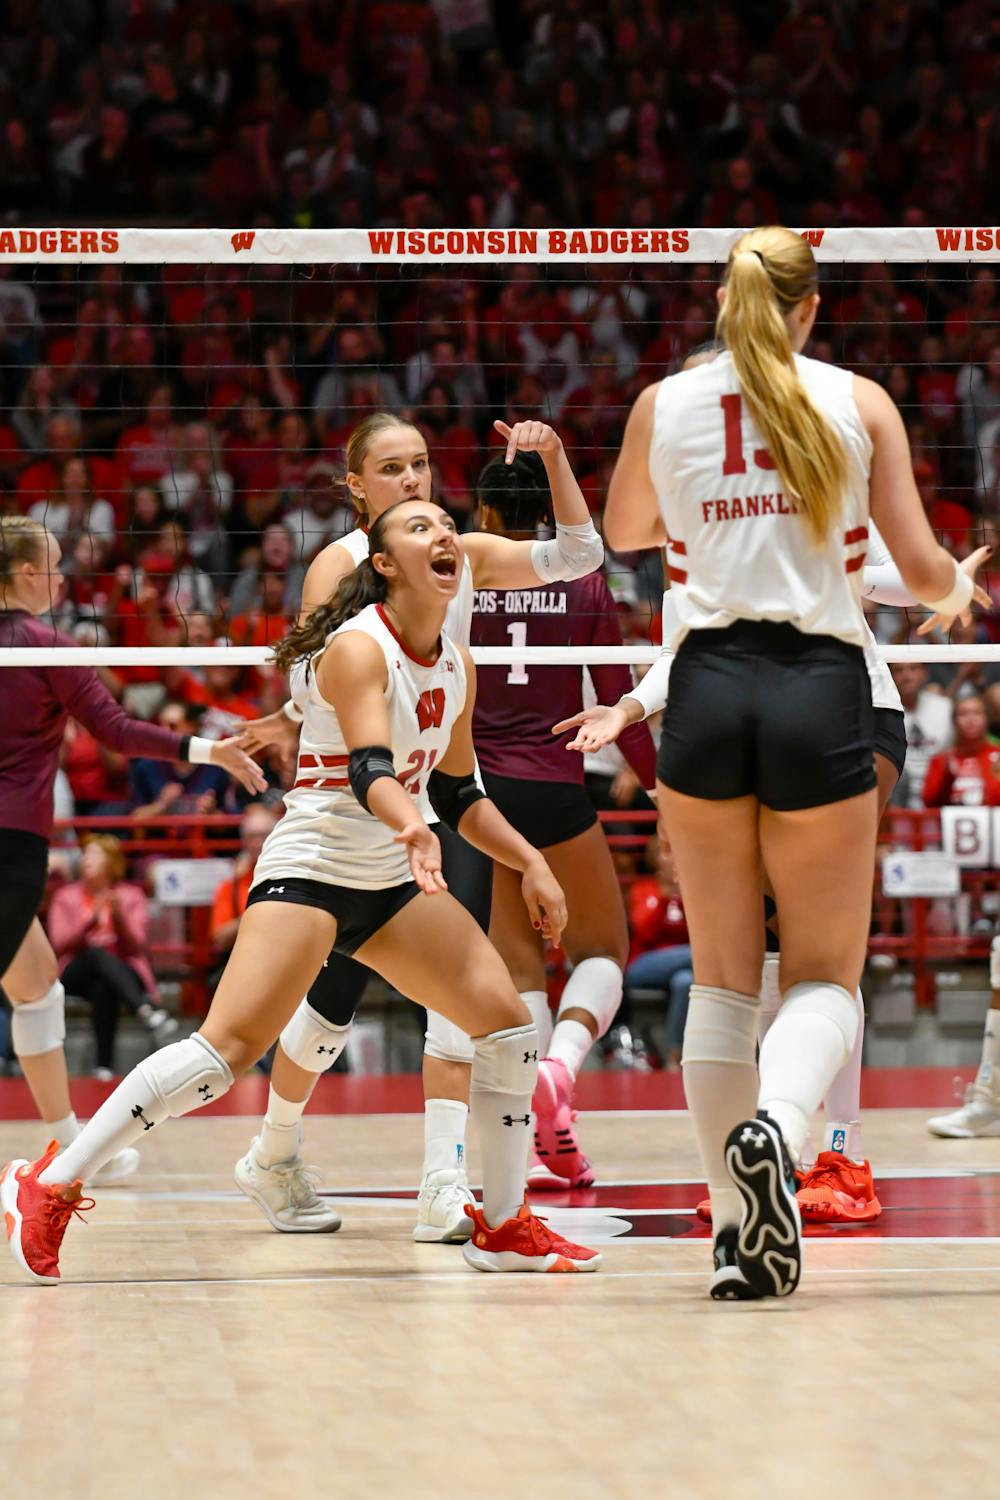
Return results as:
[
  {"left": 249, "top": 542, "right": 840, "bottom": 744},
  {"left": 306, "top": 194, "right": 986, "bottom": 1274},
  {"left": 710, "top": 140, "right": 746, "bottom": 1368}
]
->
[{"left": 463, "top": 420, "right": 603, "bottom": 590}]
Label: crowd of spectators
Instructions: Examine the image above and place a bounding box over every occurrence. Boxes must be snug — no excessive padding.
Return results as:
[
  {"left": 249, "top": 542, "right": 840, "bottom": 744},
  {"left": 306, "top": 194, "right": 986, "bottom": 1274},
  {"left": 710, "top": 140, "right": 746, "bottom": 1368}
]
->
[{"left": 0, "top": 1, "right": 995, "bottom": 818}]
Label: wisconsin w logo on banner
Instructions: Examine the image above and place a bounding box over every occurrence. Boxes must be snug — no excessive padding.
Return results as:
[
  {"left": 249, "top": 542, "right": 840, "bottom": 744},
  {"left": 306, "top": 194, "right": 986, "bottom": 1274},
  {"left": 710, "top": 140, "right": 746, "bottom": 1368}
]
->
[
  {"left": 231, "top": 231, "right": 255, "bottom": 253},
  {"left": 416, "top": 688, "right": 445, "bottom": 732}
]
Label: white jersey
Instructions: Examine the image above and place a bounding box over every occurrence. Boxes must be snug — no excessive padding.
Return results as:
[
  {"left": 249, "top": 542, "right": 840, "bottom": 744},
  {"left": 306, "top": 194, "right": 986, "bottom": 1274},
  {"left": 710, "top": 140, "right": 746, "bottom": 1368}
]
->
[
  {"left": 255, "top": 603, "right": 468, "bottom": 891},
  {"left": 650, "top": 351, "right": 873, "bottom": 652}
]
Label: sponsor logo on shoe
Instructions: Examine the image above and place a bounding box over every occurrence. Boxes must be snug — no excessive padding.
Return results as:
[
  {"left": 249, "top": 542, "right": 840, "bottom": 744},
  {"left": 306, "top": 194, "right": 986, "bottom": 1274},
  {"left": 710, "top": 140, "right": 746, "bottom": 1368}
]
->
[{"left": 741, "top": 1126, "right": 766, "bottom": 1148}]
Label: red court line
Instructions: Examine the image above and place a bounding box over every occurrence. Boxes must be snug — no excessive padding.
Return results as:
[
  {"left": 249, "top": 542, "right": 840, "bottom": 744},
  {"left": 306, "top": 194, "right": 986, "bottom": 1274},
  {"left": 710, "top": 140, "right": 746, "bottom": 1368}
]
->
[{"left": 0, "top": 1067, "right": 980, "bottom": 1121}]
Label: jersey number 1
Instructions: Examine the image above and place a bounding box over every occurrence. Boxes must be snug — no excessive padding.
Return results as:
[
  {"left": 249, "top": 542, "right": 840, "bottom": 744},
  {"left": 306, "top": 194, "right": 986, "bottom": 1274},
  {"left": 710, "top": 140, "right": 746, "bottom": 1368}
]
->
[
  {"left": 720, "top": 394, "right": 776, "bottom": 475},
  {"left": 506, "top": 622, "right": 529, "bottom": 686}
]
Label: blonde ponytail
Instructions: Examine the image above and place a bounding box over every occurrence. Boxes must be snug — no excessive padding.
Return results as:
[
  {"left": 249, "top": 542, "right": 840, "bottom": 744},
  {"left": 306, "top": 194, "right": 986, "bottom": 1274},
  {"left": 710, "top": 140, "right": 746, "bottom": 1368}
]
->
[{"left": 717, "top": 227, "right": 848, "bottom": 545}]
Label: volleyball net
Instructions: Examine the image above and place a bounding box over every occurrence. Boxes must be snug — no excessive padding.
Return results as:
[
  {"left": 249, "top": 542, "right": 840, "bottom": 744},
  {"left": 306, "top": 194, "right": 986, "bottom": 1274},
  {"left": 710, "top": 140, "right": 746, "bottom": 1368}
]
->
[{"left": 0, "top": 224, "right": 998, "bottom": 676}]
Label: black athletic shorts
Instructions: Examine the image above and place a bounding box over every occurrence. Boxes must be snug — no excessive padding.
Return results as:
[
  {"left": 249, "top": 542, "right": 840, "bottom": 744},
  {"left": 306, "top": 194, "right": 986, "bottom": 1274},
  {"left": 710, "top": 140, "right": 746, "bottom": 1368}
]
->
[
  {"left": 246, "top": 876, "right": 421, "bottom": 957},
  {"left": 657, "top": 621, "right": 876, "bottom": 811},
  {"left": 0, "top": 829, "right": 50, "bottom": 977},
  {"left": 299, "top": 821, "right": 492, "bottom": 1026},
  {"left": 873, "top": 707, "right": 907, "bottom": 779},
  {"left": 482, "top": 770, "right": 597, "bottom": 850}
]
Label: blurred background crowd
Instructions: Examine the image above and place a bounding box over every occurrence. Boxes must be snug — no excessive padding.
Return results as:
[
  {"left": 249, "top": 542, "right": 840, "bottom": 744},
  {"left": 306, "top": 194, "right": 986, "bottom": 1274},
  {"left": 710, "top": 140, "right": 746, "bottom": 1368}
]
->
[{"left": 0, "top": 0, "right": 997, "bottom": 1067}]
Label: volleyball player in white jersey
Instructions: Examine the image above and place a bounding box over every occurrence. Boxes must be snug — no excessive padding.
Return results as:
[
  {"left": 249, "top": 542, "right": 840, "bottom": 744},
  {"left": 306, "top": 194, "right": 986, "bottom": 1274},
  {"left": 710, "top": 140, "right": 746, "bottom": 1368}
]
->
[
  {"left": 237, "top": 412, "right": 603, "bottom": 1243},
  {"left": 559, "top": 342, "right": 993, "bottom": 1228},
  {"left": 600, "top": 225, "right": 987, "bottom": 1300},
  {"left": 2, "top": 498, "right": 602, "bottom": 1282}
]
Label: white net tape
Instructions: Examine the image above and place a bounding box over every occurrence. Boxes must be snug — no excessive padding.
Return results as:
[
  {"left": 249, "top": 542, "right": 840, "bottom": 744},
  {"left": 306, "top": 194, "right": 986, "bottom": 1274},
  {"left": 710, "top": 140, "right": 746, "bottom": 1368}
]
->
[
  {"left": 0, "top": 645, "right": 998, "bottom": 668},
  {"left": 2, "top": 226, "right": 998, "bottom": 263}
]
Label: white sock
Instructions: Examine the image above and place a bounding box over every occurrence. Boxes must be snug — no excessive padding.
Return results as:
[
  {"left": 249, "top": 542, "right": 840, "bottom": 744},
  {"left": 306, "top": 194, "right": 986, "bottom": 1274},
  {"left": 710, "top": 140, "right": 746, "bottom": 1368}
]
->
[
  {"left": 520, "top": 990, "right": 553, "bottom": 1057},
  {"left": 758, "top": 981, "right": 858, "bottom": 1165},
  {"left": 40, "top": 1068, "right": 169, "bottom": 1185},
  {"left": 256, "top": 1086, "right": 306, "bottom": 1168},
  {"left": 470, "top": 1026, "right": 537, "bottom": 1226},
  {"left": 823, "top": 987, "right": 866, "bottom": 1160},
  {"left": 422, "top": 1097, "right": 469, "bottom": 1178},
  {"left": 49, "top": 1112, "right": 81, "bottom": 1146},
  {"left": 979, "top": 1010, "right": 1000, "bottom": 1087},
  {"left": 757, "top": 954, "right": 781, "bottom": 1046},
  {"left": 40, "top": 1035, "right": 232, "bottom": 1186},
  {"left": 548, "top": 1019, "right": 592, "bottom": 1082},
  {"left": 682, "top": 985, "right": 759, "bottom": 1232}
]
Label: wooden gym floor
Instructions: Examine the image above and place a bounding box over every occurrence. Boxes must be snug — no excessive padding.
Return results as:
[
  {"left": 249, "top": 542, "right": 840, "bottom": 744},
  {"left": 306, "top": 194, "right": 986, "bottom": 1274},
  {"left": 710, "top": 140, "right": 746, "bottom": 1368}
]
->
[{"left": 0, "top": 1070, "right": 997, "bottom": 1500}]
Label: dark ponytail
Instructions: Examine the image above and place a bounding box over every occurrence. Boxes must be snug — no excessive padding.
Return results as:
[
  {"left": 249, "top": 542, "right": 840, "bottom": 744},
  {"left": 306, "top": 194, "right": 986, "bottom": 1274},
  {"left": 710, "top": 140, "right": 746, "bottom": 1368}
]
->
[
  {"left": 272, "top": 510, "right": 394, "bottom": 673},
  {"left": 476, "top": 450, "right": 551, "bottom": 532}
]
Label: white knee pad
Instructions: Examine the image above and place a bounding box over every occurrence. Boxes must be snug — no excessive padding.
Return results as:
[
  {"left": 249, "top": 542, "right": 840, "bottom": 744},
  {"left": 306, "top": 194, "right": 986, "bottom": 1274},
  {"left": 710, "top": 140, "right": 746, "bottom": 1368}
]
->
[
  {"left": 280, "top": 998, "right": 352, "bottom": 1073},
  {"left": 471, "top": 1023, "right": 539, "bottom": 1095},
  {"left": 136, "top": 1033, "right": 234, "bottom": 1118},
  {"left": 11, "top": 981, "right": 66, "bottom": 1058},
  {"left": 681, "top": 985, "right": 759, "bottom": 1068},
  {"left": 424, "top": 1007, "right": 475, "bottom": 1064},
  {"left": 779, "top": 981, "right": 858, "bottom": 1061},
  {"left": 556, "top": 956, "right": 622, "bottom": 1039},
  {"left": 991, "top": 935, "right": 1000, "bottom": 990}
]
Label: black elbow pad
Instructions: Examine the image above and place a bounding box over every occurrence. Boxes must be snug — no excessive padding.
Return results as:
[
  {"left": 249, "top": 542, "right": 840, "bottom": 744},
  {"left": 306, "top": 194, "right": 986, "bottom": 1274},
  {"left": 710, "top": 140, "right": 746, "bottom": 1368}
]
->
[
  {"left": 427, "top": 768, "right": 486, "bottom": 831},
  {"left": 348, "top": 745, "right": 397, "bottom": 811}
]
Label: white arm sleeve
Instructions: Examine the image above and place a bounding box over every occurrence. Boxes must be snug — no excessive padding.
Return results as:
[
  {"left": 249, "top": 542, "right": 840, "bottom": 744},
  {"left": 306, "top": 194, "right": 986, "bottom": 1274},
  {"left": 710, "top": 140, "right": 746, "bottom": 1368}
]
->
[
  {"left": 860, "top": 562, "right": 916, "bottom": 608},
  {"left": 624, "top": 589, "right": 679, "bottom": 719},
  {"left": 859, "top": 518, "right": 916, "bottom": 606},
  {"left": 626, "top": 647, "right": 673, "bottom": 719},
  {"left": 529, "top": 520, "right": 604, "bottom": 582}
]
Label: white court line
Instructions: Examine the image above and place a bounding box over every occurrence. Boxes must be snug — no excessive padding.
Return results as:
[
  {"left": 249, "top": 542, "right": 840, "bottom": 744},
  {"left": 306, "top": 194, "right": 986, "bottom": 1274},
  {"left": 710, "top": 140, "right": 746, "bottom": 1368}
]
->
[{"left": 5, "top": 1263, "right": 1000, "bottom": 1292}]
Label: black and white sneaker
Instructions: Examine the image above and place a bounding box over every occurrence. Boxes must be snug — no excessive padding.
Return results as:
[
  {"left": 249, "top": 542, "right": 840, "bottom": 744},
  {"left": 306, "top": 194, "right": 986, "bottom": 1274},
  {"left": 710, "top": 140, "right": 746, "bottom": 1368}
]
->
[
  {"left": 709, "top": 1226, "right": 760, "bottom": 1302},
  {"left": 724, "top": 1110, "right": 802, "bottom": 1298}
]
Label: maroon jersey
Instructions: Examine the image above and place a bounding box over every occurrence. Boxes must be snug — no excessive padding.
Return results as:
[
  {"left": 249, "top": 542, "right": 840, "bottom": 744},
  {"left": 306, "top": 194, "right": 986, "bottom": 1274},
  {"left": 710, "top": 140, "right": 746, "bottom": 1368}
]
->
[
  {"left": 471, "top": 572, "right": 656, "bottom": 785},
  {"left": 0, "top": 611, "right": 184, "bottom": 839}
]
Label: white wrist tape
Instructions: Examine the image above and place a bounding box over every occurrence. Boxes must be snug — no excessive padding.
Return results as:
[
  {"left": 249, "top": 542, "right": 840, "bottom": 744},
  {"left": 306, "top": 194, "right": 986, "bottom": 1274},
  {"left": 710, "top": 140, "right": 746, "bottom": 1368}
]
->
[
  {"left": 188, "top": 736, "right": 215, "bottom": 765},
  {"left": 530, "top": 520, "right": 603, "bottom": 582},
  {"left": 921, "top": 560, "right": 973, "bottom": 617},
  {"left": 282, "top": 698, "right": 305, "bottom": 723}
]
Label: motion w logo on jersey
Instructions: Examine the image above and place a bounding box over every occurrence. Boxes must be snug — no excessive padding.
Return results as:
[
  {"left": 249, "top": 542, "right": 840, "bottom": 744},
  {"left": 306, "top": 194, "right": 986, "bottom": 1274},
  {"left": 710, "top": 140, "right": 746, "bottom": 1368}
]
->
[{"left": 416, "top": 688, "right": 446, "bottom": 733}]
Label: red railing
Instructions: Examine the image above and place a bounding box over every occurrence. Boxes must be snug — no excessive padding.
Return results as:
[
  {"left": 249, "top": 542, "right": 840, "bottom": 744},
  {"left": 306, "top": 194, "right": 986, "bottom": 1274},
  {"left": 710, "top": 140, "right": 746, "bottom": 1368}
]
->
[{"left": 50, "top": 807, "right": 994, "bottom": 1012}]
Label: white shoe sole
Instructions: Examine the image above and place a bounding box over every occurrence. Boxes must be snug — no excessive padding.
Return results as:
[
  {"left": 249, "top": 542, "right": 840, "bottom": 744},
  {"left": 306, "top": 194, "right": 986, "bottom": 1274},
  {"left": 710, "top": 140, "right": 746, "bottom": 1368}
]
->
[
  {"left": 462, "top": 1240, "right": 602, "bottom": 1273},
  {"left": 1, "top": 1160, "right": 58, "bottom": 1285},
  {"left": 412, "top": 1211, "right": 474, "bottom": 1244},
  {"left": 88, "top": 1148, "right": 141, "bottom": 1187},
  {"left": 233, "top": 1156, "right": 342, "bottom": 1233},
  {"left": 927, "top": 1117, "right": 1000, "bottom": 1139},
  {"left": 725, "top": 1119, "right": 802, "bottom": 1298}
]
